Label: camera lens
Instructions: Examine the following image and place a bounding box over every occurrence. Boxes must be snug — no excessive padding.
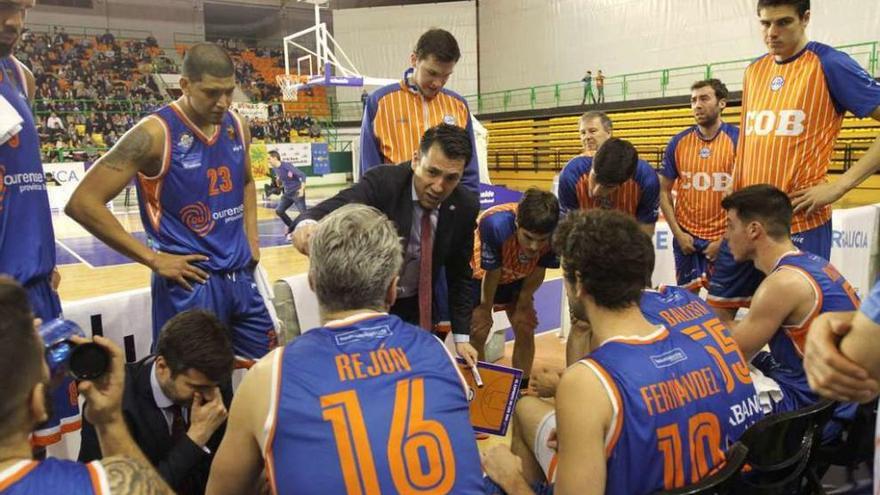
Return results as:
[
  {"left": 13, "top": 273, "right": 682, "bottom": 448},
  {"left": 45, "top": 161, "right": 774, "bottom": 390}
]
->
[{"left": 68, "top": 343, "right": 109, "bottom": 380}]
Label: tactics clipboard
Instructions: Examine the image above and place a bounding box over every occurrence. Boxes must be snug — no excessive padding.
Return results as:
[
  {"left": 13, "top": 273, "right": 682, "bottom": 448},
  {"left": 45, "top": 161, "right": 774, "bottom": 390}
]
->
[{"left": 456, "top": 358, "right": 523, "bottom": 436}]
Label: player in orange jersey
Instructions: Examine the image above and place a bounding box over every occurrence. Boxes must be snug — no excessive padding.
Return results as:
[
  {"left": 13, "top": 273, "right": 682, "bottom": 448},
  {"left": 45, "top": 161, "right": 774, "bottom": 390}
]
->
[
  {"left": 660, "top": 79, "right": 737, "bottom": 293},
  {"left": 709, "top": 0, "right": 880, "bottom": 321}
]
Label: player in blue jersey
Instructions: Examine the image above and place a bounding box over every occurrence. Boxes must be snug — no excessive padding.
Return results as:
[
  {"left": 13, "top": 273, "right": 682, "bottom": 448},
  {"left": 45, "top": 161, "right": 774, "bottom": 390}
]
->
[
  {"left": 558, "top": 135, "right": 660, "bottom": 365},
  {"left": 67, "top": 42, "right": 275, "bottom": 366},
  {"left": 469, "top": 189, "right": 560, "bottom": 389},
  {"left": 207, "top": 204, "right": 484, "bottom": 495},
  {"left": 0, "top": 277, "right": 171, "bottom": 494},
  {"left": 557, "top": 112, "right": 660, "bottom": 235},
  {"left": 721, "top": 185, "right": 858, "bottom": 429},
  {"left": 0, "top": 0, "right": 78, "bottom": 449},
  {"left": 483, "top": 209, "right": 760, "bottom": 495}
]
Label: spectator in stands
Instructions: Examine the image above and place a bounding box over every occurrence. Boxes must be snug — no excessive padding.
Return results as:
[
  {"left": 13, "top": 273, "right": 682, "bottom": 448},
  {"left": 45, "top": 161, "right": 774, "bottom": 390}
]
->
[
  {"left": 596, "top": 69, "right": 605, "bottom": 103},
  {"left": 308, "top": 119, "right": 321, "bottom": 138},
  {"left": 46, "top": 111, "right": 63, "bottom": 131},
  {"left": 79, "top": 310, "right": 233, "bottom": 495},
  {"left": 580, "top": 70, "right": 595, "bottom": 105},
  {"left": 99, "top": 29, "right": 115, "bottom": 46}
]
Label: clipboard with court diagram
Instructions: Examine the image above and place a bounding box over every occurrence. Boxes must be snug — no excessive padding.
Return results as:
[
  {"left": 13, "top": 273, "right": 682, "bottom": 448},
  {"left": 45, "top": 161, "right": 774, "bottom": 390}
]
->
[{"left": 456, "top": 358, "right": 523, "bottom": 436}]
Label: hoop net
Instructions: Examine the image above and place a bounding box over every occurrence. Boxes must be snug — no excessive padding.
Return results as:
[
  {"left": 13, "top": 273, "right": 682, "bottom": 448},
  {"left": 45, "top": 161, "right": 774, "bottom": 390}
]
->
[{"left": 276, "top": 74, "right": 302, "bottom": 101}]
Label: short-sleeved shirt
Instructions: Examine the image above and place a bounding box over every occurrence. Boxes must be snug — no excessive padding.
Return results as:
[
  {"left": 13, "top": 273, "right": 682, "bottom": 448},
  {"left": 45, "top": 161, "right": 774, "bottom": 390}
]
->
[
  {"left": 558, "top": 156, "right": 659, "bottom": 223},
  {"left": 661, "top": 123, "right": 739, "bottom": 239},
  {"left": 470, "top": 203, "right": 558, "bottom": 284},
  {"left": 734, "top": 41, "right": 880, "bottom": 233}
]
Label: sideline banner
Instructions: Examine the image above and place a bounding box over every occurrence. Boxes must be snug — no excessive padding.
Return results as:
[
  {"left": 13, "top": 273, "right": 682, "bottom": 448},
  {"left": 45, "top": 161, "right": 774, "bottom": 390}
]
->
[
  {"left": 43, "top": 162, "right": 85, "bottom": 210},
  {"left": 230, "top": 102, "right": 269, "bottom": 121}
]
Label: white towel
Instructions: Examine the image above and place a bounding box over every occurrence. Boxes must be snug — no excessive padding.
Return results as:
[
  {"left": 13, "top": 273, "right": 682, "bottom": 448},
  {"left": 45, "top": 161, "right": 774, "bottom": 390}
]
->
[
  {"left": 749, "top": 364, "right": 784, "bottom": 413},
  {"left": 253, "top": 263, "right": 283, "bottom": 336},
  {"left": 0, "top": 93, "right": 23, "bottom": 146}
]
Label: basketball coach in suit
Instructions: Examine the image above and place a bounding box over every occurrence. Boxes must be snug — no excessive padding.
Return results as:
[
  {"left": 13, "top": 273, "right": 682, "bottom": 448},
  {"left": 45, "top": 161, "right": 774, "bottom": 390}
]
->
[
  {"left": 291, "top": 123, "right": 481, "bottom": 365},
  {"left": 79, "top": 310, "right": 234, "bottom": 495}
]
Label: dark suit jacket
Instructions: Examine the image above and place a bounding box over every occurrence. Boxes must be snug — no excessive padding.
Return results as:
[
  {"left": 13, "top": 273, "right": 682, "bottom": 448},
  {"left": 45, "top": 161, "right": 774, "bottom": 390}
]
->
[
  {"left": 78, "top": 356, "right": 232, "bottom": 495},
  {"left": 294, "top": 163, "right": 480, "bottom": 335}
]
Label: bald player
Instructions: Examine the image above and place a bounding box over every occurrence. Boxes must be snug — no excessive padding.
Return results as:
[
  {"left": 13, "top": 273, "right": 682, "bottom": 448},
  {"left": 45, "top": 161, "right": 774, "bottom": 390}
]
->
[
  {"left": 660, "top": 79, "right": 738, "bottom": 292},
  {"left": 66, "top": 43, "right": 276, "bottom": 365},
  {"left": 709, "top": 0, "right": 880, "bottom": 318}
]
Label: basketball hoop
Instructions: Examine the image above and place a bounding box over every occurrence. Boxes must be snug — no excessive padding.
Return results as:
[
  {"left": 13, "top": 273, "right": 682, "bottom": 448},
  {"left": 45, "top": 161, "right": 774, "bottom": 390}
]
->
[{"left": 276, "top": 74, "right": 301, "bottom": 101}]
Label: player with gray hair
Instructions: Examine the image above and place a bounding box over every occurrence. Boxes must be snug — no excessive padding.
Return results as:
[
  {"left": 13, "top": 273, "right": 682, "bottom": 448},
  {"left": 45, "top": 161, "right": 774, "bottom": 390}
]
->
[{"left": 207, "top": 204, "right": 484, "bottom": 495}]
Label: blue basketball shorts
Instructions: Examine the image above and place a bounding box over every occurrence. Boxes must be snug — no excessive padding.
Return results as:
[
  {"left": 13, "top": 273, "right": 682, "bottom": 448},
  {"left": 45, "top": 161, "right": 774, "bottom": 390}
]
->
[{"left": 151, "top": 267, "right": 277, "bottom": 366}]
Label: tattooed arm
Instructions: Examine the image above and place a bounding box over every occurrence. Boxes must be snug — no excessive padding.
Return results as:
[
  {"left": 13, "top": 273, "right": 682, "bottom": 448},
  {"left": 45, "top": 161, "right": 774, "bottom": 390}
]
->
[
  {"left": 65, "top": 118, "right": 210, "bottom": 290},
  {"left": 100, "top": 456, "right": 173, "bottom": 495}
]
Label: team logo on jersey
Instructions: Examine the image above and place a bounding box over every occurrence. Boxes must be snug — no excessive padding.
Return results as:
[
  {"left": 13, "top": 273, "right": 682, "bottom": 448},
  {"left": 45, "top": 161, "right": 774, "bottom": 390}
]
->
[
  {"left": 177, "top": 132, "right": 193, "bottom": 150},
  {"left": 180, "top": 201, "right": 215, "bottom": 237},
  {"left": 443, "top": 114, "right": 456, "bottom": 125},
  {"left": 770, "top": 75, "right": 785, "bottom": 91},
  {"left": 516, "top": 251, "right": 536, "bottom": 265},
  {"left": 226, "top": 125, "right": 236, "bottom": 141},
  {"left": 699, "top": 147, "right": 711, "bottom": 159}
]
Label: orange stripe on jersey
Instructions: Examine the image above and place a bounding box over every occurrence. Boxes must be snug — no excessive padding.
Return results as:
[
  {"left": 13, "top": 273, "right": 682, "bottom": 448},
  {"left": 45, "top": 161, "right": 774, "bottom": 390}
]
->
[
  {"left": 777, "top": 265, "right": 825, "bottom": 357},
  {"left": 169, "top": 101, "right": 221, "bottom": 144},
  {"left": 735, "top": 50, "right": 840, "bottom": 233},
  {"left": 581, "top": 359, "right": 624, "bottom": 458},
  {"left": 136, "top": 115, "right": 172, "bottom": 233},
  {"left": 86, "top": 462, "right": 106, "bottom": 495},
  {"left": 0, "top": 461, "right": 37, "bottom": 491},
  {"left": 574, "top": 174, "right": 641, "bottom": 216},
  {"left": 372, "top": 82, "right": 470, "bottom": 165},
  {"left": 263, "top": 349, "right": 285, "bottom": 495},
  {"left": 672, "top": 129, "right": 735, "bottom": 239}
]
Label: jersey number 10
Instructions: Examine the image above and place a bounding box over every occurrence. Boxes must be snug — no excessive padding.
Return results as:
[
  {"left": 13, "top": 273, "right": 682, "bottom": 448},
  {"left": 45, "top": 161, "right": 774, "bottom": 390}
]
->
[{"left": 320, "top": 378, "right": 456, "bottom": 495}]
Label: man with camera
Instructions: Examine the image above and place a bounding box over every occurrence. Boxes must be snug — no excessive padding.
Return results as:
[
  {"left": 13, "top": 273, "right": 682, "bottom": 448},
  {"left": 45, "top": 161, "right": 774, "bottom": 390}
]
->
[
  {"left": 79, "top": 310, "right": 234, "bottom": 495},
  {"left": 0, "top": 277, "right": 171, "bottom": 494}
]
